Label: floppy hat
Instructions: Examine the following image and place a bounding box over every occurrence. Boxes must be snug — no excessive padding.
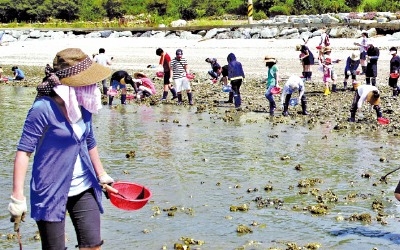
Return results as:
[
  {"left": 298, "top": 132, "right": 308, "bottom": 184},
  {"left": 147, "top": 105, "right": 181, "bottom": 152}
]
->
[
  {"left": 295, "top": 44, "right": 302, "bottom": 51},
  {"left": 53, "top": 48, "right": 111, "bottom": 87},
  {"left": 52, "top": 48, "right": 111, "bottom": 87},
  {"left": 134, "top": 72, "right": 147, "bottom": 78},
  {"left": 264, "top": 55, "right": 276, "bottom": 63},
  {"left": 323, "top": 46, "right": 332, "bottom": 53},
  {"left": 366, "top": 91, "right": 380, "bottom": 105},
  {"left": 351, "top": 52, "right": 360, "bottom": 61},
  {"left": 361, "top": 30, "right": 369, "bottom": 38}
]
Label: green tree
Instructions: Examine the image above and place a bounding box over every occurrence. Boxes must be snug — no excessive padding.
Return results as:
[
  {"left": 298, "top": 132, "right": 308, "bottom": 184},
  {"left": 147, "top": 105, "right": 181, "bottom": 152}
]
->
[
  {"left": 293, "top": 0, "right": 312, "bottom": 14},
  {"left": 78, "top": 0, "right": 106, "bottom": 21},
  {"left": 103, "top": 0, "right": 124, "bottom": 20},
  {"left": 52, "top": 0, "right": 79, "bottom": 21}
]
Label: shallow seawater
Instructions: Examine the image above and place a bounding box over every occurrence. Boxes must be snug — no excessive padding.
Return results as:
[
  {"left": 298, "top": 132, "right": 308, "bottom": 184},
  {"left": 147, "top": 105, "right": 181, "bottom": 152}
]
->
[{"left": 1, "top": 85, "right": 400, "bottom": 250}]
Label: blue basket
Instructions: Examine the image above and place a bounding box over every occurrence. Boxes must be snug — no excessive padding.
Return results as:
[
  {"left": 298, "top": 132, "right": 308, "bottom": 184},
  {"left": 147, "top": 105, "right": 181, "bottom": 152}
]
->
[
  {"left": 222, "top": 85, "right": 232, "bottom": 92},
  {"left": 289, "top": 98, "right": 298, "bottom": 106}
]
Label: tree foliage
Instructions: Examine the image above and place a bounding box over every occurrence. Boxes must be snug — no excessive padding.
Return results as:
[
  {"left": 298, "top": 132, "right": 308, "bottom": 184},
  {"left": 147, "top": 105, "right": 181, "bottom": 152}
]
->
[{"left": 0, "top": 0, "right": 397, "bottom": 23}]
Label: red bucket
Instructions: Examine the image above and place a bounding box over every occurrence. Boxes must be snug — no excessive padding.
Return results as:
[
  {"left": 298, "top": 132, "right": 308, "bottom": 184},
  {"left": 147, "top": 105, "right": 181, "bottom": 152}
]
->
[
  {"left": 390, "top": 73, "right": 399, "bottom": 79},
  {"left": 156, "top": 71, "right": 164, "bottom": 78},
  {"left": 377, "top": 117, "right": 390, "bottom": 125},
  {"left": 109, "top": 182, "right": 152, "bottom": 211},
  {"left": 186, "top": 73, "right": 195, "bottom": 80},
  {"left": 271, "top": 86, "right": 281, "bottom": 95},
  {"left": 316, "top": 45, "right": 322, "bottom": 50}
]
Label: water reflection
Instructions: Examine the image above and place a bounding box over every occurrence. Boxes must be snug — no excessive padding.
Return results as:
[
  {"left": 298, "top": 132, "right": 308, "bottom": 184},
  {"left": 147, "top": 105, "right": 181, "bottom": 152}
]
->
[{"left": 1, "top": 85, "right": 400, "bottom": 250}]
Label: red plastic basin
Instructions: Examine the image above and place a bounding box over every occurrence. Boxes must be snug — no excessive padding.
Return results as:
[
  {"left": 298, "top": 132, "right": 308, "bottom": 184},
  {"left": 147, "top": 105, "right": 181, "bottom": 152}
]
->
[{"left": 109, "top": 182, "right": 152, "bottom": 211}]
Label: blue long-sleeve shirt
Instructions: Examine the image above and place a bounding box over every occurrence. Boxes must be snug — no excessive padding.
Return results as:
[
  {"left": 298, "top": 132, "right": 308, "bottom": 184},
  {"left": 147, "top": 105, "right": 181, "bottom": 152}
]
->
[
  {"left": 344, "top": 57, "right": 360, "bottom": 72},
  {"left": 17, "top": 97, "right": 103, "bottom": 221}
]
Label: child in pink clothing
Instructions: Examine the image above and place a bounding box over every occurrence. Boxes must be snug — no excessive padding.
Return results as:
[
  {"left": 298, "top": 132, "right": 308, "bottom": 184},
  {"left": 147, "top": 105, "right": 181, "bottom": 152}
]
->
[
  {"left": 133, "top": 72, "right": 156, "bottom": 99},
  {"left": 321, "top": 57, "right": 333, "bottom": 95}
]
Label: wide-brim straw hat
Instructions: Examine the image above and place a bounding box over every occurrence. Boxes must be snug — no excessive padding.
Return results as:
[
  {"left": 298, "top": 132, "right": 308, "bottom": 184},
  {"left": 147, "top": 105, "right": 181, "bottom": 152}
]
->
[
  {"left": 295, "top": 44, "right": 302, "bottom": 51},
  {"left": 134, "top": 72, "right": 147, "bottom": 78},
  {"left": 264, "top": 55, "right": 276, "bottom": 63},
  {"left": 323, "top": 46, "right": 332, "bottom": 53},
  {"left": 53, "top": 48, "right": 111, "bottom": 87},
  {"left": 366, "top": 91, "right": 380, "bottom": 105},
  {"left": 351, "top": 52, "right": 360, "bottom": 61}
]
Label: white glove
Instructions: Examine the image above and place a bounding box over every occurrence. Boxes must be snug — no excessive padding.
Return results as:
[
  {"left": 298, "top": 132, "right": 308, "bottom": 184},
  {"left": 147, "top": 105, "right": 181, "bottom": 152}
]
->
[
  {"left": 98, "top": 172, "right": 114, "bottom": 184},
  {"left": 8, "top": 195, "right": 27, "bottom": 217},
  {"left": 346, "top": 70, "right": 351, "bottom": 75}
]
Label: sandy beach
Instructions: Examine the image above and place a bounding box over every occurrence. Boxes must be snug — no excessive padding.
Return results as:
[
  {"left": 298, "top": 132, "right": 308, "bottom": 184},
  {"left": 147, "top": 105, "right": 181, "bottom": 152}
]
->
[{"left": 0, "top": 35, "right": 398, "bottom": 81}]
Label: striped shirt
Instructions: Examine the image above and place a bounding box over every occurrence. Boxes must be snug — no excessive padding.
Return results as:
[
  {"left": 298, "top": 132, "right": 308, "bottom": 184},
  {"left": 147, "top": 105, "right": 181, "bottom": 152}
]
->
[{"left": 170, "top": 58, "right": 187, "bottom": 79}]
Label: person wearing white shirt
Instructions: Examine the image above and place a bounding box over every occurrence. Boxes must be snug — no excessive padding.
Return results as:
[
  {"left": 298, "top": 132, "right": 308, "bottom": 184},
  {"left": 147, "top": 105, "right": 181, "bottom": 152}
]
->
[
  {"left": 348, "top": 84, "right": 382, "bottom": 122},
  {"left": 281, "top": 75, "right": 308, "bottom": 116},
  {"left": 354, "top": 30, "right": 369, "bottom": 75},
  {"left": 93, "top": 48, "right": 112, "bottom": 95}
]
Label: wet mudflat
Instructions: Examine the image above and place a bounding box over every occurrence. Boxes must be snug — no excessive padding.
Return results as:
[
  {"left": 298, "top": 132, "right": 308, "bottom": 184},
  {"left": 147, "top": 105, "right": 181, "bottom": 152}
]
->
[{"left": 1, "top": 85, "right": 400, "bottom": 250}]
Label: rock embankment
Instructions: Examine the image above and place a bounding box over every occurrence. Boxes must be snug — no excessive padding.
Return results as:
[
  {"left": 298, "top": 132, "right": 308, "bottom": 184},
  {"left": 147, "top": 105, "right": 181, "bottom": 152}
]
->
[{"left": 2, "top": 12, "right": 400, "bottom": 44}]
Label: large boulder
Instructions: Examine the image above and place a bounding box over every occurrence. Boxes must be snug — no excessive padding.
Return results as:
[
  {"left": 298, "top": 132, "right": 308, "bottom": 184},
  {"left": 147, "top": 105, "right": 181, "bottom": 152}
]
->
[{"left": 170, "top": 19, "right": 187, "bottom": 27}]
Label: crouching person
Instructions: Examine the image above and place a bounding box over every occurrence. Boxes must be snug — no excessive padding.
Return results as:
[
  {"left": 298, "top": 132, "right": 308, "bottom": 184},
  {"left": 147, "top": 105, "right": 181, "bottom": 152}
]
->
[
  {"left": 281, "top": 75, "right": 308, "bottom": 116},
  {"left": 133, "top": 72, "right": 156, "bottom": 99},
  {"left": 348, "top": 84, "right": 382, "bottom": 122}
]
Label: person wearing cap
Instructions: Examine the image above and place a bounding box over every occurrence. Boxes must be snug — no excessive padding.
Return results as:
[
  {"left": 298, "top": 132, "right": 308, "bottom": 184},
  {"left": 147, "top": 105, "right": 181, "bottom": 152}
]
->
[
  {"left": 132, "top": 72, "right": 156, "bottom": 99},
  {"left": 170, "top": 49, "right": 193, "bottom": 105},
  {"left": 11, "top": 66, "right": 25, "bottom": 80},
  {"left": 264, "top": 55, "right": 279, "bottom": 116},
  {"left": 281, "top": 75, "right": 308, "bottom": 116},
  {"left": 365, "top": 42, "right": 380, "bottom": 86},
  {"left": 354, "top": 30, "right": 369, "bottom": 75},
  {"left": 156, "top": 48, "right": 178, "bottom": 101},
  {"left": 108, "top": 70, "right": 135, "bottom": 105},
  {"left": 8, "top": 48, "right": 114, "bottom": 249},
  {"left": 296, "top": 43, "right": 314, "bottom": 81},
  {"left": 227, "top": 52, "right": 245, "bottom": 109},
  {"left": 93, "top": 48, "right": 112, "bottom": 95},
  {"left": 388, "top": 47, "right": 400, "bottom": 97},
  {"left": 348, "top": 84, "right": 382, "bottom": 122},
  {"left": 205, "top": 57, "right": 221, "bottom": 81},
  {"left": 343, "top": 52, "right": 360, "bottom": 91}
]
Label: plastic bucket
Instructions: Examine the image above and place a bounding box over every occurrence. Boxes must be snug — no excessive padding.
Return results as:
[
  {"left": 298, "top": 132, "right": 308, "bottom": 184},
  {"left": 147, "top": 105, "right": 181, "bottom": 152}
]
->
[
  {"left": 222, "top": 85, "right": 232, "bottom": 92},
  {"left": 271, "top": 86, "right": 281, "bottom": 95},
  {"left": 126, "top": 93, "right": 134, "bottom": 100},
  {"left": 156, "top": 71, "right": 164, "bottom": 78},
  {"left": 377, "top": 117, "right": 390, "bottom": 125},
  {"left": 390, "top": 73, "right": 399, "bottom": 79},
  {"left": 107, "top": 89, "right": 118, "bottom": 97},
  {"left": 289, "top": 98, "right": 298, "bottom": 106},
  {"left": 109, "top": 182, "right": 152, "bottom": 211},
  {"left": 186, "top": 73, "right": 195, "bottom": 80}
]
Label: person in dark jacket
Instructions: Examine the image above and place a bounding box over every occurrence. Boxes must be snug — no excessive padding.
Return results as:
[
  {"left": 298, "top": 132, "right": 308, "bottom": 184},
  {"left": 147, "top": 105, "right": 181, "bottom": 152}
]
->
[
  {"left": 108, "top": 70, "right": 134, "bottom": 105},
  {"left": 296, "top": 43, "right": 314, "bottom": 81},
  {"left": 388, "top": 47, "right": 400, "bottom": 96},
  {"left": 365, "top": 42, "right": 379, "bottom": 86},
  {"left": 227, "top": 53, "right": 245, "bottom": 109}
]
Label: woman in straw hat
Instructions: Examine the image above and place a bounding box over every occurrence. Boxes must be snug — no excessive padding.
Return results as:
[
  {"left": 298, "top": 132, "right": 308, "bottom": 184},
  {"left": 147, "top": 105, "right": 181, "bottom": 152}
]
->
[
  {"left": 388, "top": 46, "right": 400, "bottom": 97},
  {"left": 8, "top": 48, "right": 114, "bottom": 250},
  {"left": 348, "top": 84, "right": 383, "bottom": 122},
  {"left": 343, "top": 51, "right": 360, "bottom": 91},
  {"left": 264, "top": 55, "right": 279, "bottom": 116}
]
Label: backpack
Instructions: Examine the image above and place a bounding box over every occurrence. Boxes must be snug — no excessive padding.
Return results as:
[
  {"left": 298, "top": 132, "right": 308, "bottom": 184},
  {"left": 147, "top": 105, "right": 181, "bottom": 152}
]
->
[{"left": 324, "top": 35, "right": 330, "bottom": 46}]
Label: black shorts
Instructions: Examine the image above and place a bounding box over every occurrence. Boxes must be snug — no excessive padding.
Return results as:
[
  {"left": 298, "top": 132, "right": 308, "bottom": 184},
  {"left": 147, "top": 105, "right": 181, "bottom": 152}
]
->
[
  {"left": 366, "top": 63, "right": 377, "bottom": 77},
  {"left": 163, "top": 71, "right": 171, "bottom": 85},
  {"left": 389, "top": 77, "right": 398, "bottom": 88},
  {"left": 302, "top": 57, "right": 311, "bottom": 66},
  {"left": 360, "top": 51, "right": 367, "bottom": 60}
]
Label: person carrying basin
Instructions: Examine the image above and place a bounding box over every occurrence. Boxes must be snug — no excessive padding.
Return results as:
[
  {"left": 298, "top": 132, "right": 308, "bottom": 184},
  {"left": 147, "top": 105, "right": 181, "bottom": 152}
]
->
[
  {"left": 8, "top": 48, "right": 114, "bottom": 250},
  {"left": 281, "top": 75, "right": 308, "bottom": 116},
  {"left": 264, "top": 55, "right": 279, "bottom": 116},
  {"left": 348, "top": 84, "right": 382, "bottom": 122}
]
